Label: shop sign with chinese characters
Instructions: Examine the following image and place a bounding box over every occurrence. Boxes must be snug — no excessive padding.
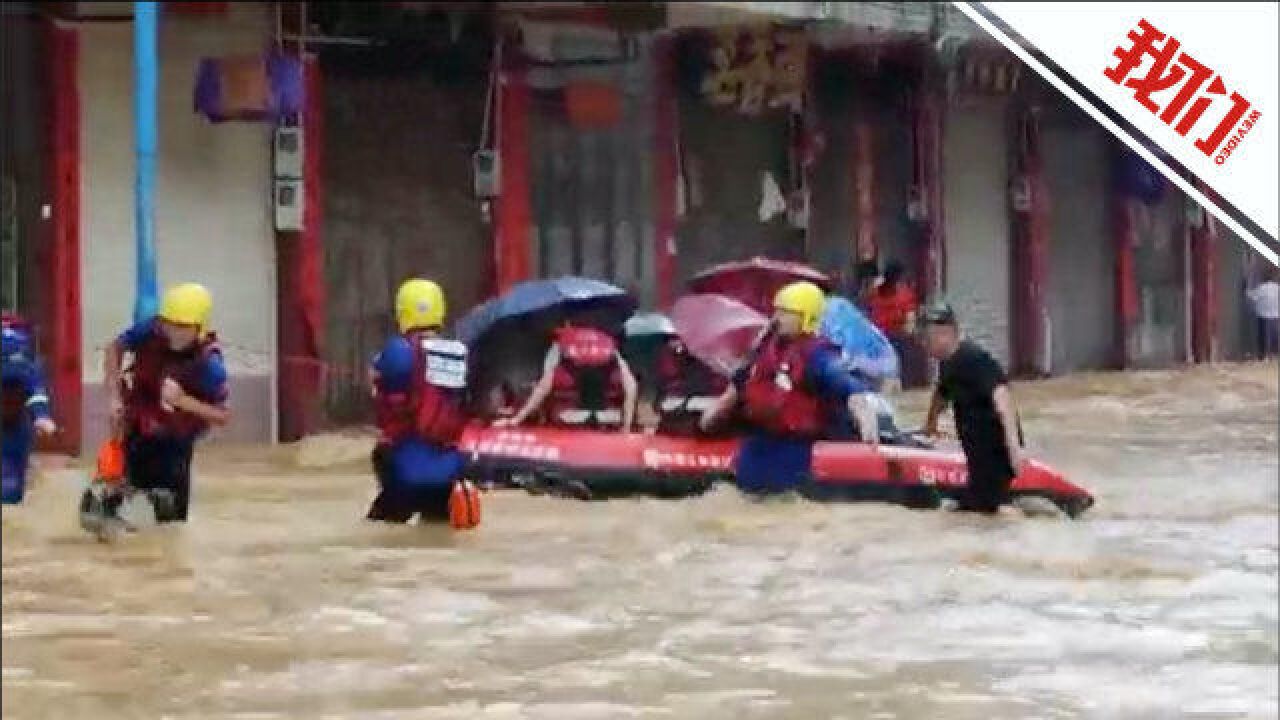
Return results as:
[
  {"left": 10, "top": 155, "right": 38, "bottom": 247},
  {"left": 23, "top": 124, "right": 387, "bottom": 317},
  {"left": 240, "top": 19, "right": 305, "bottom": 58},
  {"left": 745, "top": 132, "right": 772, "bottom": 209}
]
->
[{"left": 701, "top": 25, "right": 807, "bottom": 116}]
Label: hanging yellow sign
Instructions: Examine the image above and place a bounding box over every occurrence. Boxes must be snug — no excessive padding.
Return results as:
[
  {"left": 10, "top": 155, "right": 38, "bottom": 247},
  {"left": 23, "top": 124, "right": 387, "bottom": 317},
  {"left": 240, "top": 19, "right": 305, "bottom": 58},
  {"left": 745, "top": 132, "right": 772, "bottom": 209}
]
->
[{"left": 701, "top": 24, "right": 807, "bottom": 115}]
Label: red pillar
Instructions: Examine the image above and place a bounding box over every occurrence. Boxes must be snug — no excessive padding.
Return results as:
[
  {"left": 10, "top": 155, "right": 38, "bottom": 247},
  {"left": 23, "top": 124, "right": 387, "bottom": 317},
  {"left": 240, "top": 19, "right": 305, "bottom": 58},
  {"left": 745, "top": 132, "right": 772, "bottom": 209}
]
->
[
  {"left": 1011, "top": 106, "right": 1049, "bottom": 377},
  {"left": 853, "top": 120, "right": 876, "bottom": 265},
  {"left": 1112, "top": 196, "right": 1140, "bottom": 369},
  {"left": 44, "top": 20, "right": 81, "bottom": 454},
  {"left": 276, "top": 54, "right": 325, "bottom": 442},
  {"left": 494, "top": 63, "right": 532, "bottom": 294},
  {"left": 911, "top": 76, "right": 944, "bottom": 299},
  {"left": 1190, "top": 193, "right": 1218, "bottom": 363},
  {"left": 652, "top": 34, "right": 678, "bottom": 307}
]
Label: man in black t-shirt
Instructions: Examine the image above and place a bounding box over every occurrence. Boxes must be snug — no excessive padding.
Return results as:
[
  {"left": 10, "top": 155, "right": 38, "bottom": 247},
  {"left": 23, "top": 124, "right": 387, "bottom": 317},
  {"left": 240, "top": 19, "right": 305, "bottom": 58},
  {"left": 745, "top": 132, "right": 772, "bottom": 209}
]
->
[{"left": 920, "top": 302, "right": 1024, "bottom": 514}]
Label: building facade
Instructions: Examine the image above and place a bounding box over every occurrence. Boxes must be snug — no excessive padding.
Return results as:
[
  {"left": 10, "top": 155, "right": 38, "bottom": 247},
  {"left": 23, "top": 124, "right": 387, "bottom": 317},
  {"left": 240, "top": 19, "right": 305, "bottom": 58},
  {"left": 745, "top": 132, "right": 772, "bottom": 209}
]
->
[{"left": 2, "top": 1, "right": 1262, "bottom": 453}]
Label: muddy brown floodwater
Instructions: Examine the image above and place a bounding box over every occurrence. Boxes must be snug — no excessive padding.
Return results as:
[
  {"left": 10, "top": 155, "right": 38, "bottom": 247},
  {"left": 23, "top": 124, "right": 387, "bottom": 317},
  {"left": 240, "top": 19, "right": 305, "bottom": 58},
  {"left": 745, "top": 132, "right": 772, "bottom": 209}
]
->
[{"left": 3, "top": 363, "right": 1277, "bottom": 720}]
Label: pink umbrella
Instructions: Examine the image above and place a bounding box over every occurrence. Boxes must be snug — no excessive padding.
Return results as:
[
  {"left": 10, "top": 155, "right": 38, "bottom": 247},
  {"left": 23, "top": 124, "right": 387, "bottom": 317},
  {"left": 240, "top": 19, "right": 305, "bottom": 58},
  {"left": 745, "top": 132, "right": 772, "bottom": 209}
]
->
[
  {"left": 669, "top": 294, "right": 771, "bottom": 377},
  {"left": 687, "top": 256, "right": 833, "bottom": 316}
]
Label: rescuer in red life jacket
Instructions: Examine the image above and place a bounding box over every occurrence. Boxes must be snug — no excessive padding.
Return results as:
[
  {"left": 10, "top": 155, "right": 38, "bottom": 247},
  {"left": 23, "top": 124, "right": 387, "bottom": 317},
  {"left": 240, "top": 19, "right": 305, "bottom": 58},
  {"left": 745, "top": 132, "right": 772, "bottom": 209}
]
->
[
  {"left": 101, "top": 283, "right": 231, "bottom": 523},
  {"left": 495, "top": 318, "right": 639, "bottom": 432},
  {"left": 699, "top": 281, "right": 879, "bottom": 495},
  {"left": 655, "top": 337, "right": 729, "bottom": 435},
  {"left": 367, "top": 278, "right": 474, "bottom": 524}
]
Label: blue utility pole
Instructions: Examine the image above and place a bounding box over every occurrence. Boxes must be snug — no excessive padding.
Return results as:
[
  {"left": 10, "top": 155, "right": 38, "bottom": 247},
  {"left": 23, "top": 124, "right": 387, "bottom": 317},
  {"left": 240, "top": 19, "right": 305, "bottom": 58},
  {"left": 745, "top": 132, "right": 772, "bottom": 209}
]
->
[{"left": 133, "top": 1, "right": 159, "bottom": 322}]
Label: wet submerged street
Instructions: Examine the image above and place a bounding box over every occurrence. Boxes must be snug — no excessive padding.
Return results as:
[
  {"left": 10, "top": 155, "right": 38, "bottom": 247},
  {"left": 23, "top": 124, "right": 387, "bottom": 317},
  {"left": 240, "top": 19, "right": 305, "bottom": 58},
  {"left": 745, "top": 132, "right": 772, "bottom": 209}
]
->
[{"left": 3, "top": 363, "right": 1277, "bottom": 720}]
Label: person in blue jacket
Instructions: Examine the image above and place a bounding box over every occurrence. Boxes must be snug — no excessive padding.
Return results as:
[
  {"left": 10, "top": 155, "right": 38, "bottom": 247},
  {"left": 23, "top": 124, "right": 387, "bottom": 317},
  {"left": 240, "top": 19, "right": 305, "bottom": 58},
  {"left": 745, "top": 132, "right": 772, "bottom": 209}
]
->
[
  {"left": 2, "top": 313, "right": 58, "bottom": 504},
  {"left": 699, "top": 282, "right": 879, "bottom": 495},
  {"left": 367, "top": 279, "right": 470, "bottom": 523},
  {"left": 101, "top": 283, "right": 231, "bottom": 523}
]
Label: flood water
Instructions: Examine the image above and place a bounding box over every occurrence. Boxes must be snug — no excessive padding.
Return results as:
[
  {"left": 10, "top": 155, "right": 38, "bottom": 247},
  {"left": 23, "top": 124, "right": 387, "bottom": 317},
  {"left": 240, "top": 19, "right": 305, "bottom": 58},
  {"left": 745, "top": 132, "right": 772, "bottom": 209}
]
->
[{"left": 3, "top": 363, "right": 1277, "bottom": 719}]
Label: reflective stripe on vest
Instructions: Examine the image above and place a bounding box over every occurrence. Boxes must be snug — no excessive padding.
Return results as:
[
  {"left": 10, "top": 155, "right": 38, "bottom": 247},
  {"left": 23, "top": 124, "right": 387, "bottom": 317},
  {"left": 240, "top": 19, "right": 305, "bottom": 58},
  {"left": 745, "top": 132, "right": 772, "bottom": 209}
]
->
[
  {"left": 660, "top": 396, "right": 717, "bottom": 413},
  {"left": 421, "top": 336, "right": 467, "bottom": 390},
  {"left": 557, "top": 408, "right": 623, "bottom": 425}
]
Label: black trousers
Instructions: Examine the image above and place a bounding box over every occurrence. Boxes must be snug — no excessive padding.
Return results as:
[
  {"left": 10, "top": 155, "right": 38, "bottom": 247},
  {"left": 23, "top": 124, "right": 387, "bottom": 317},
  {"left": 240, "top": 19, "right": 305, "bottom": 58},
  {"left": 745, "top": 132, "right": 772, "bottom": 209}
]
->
[
  {"left": 366, "top": 445, "right": 452, "bottom": 524},
  {"left": 957, "top": 442, "right": 1015, "bottom": 515},
  {"left": 1257, "top": 317, "right": 1279, "bottom": 358},
  {"left": 124, "top": 432, "right": 196, "bottom": 523},
  {"left": 886, "top": 331, "right": 927, "bottom": 389}
]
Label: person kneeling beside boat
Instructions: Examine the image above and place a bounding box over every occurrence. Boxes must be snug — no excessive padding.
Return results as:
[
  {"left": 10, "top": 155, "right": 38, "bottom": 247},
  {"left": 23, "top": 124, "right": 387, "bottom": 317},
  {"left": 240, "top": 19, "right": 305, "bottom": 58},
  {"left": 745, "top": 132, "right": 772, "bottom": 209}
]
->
[
  {"left": 368, "top": 279, "right": 470, "bottom": 523},
  {"left": 496, "top": 319, "right": 639, "bottom": 433},
  {"left": 699, "top": 281, "right": 879, "bottom": 495}
]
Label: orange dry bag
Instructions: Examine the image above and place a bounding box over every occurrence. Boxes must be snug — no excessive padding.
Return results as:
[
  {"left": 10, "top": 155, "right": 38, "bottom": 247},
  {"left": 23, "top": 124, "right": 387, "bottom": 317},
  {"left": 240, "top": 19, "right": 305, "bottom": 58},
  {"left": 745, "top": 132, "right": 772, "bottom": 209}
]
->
[
  {"left": 448, "top": 479, "right": 482, "bottom": 529},
  {"left": 95, "top": 439, "right": 126, "bottom": 486}
]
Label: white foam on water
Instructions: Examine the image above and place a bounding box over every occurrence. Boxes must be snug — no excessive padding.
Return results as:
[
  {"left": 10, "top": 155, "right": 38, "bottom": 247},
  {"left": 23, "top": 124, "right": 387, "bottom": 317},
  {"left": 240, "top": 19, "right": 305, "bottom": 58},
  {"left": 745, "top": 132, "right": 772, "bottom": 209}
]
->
[
  {"left": 998, "top": 661, "right": 1279, "bottom": 718},
  {"left": 483, "top": 610, "right": 608, "bottom": 642}
]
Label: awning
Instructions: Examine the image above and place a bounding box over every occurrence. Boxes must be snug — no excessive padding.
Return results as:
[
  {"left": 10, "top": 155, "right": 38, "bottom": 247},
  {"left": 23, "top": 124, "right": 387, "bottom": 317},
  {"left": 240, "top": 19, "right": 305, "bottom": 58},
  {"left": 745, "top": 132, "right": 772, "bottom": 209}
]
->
[
  {"left": 665, "top": 2, "right": 991, "bottom": 49},
  {"left": 666, "top": 2, "right": 938, "bottom": 29}
]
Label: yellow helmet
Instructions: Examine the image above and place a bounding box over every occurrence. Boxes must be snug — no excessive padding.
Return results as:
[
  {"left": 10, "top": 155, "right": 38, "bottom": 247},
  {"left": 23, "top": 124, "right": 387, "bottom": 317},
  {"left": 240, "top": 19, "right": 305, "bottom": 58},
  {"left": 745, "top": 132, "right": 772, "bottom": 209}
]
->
[
  {"left": 773, "top": 281, "right": 826, "bottom": 334},
  {"left": 158, "top": 282, "right": 213, "bottom": 328},
  {"left": 395, "top": 278, "right": 446, "bottom": 332}
]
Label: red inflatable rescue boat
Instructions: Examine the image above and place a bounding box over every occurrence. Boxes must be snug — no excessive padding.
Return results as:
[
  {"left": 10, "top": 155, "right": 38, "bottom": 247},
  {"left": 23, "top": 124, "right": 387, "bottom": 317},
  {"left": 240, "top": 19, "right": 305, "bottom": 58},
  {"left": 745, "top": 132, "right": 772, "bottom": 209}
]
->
[{"left": 459, "top": 424, "right": 1094, "bottom": 518}]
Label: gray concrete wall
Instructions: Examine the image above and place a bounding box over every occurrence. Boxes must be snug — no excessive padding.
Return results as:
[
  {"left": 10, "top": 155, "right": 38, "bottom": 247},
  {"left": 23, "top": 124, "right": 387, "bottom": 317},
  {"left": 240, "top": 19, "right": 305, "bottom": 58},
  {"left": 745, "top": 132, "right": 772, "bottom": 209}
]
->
[
  {"left": 1215, "top": 227, "right": 1251, "bottom": 360},
  {"left": 1129, "top": 190, "right": 1188, "bottom": 367},
  {"left": 808, "top": 59, "right": 914, "bottom": 288},
  {"left": 872, "top": 103, "right": 915, "bottom": 278},
  {"left": 1042, "top": 107, "right": 1115, "bottom": 374},
  {"left": 674, "top": 84, "right": 798, "bottom": 288},
  {"left": 942, "top": 95, "right": 1013, "bottom": 367},
  {"left": 807, "top": 78, "right": 855, "bottom": 280},
  {"left": 321, "top": 68, "right": 489, "bottom": 423},
  {"left": 527, "top": 40, "right": 656, "bottom": 307},
  {"left": 78, "top": 5, "right": 277, "bottom": 450},
  {"left": 0, "top": 11, "right": 47, "bottom": 318}
]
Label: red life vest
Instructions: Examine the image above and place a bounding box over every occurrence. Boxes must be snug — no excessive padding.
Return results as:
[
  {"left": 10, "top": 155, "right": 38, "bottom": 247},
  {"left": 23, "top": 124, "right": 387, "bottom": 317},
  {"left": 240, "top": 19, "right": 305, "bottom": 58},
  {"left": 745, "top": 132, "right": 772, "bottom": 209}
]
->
[
  {"left": 740, "top": 334, "right": 831, "bottom": 439},
  {"left": 122, "top": 327, "right": 224, "bottom": 438},
  {"left": 374, "top": 330, "right": 469, "bottom": 447},
  {"left": 548, "top": 327, "right": 623, "bottom": 423},
  {"left": 865, "top": 283, "right": 918, "bottom": 334}
]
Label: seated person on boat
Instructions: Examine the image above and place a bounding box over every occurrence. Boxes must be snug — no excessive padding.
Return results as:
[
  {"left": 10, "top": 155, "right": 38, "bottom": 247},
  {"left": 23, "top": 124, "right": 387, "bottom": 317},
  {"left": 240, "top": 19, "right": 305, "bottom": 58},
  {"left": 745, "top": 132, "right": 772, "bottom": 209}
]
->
[
  {"left": 654, "top": 336, "right": 729, "bottom": 435},
  {"left": 496, "top": 320, "right": 639, "bottom": 432}
]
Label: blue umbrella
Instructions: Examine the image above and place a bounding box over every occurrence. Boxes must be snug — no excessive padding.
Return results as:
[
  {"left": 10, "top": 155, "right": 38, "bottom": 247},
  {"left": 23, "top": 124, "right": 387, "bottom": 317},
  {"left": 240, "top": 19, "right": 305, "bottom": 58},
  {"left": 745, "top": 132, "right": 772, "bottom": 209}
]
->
[
  {"left": 455, "top": 276, "right": 636, "bottom": 347},
  {"left": 819, "top": 296, "right": 900, "bottom": 381}
]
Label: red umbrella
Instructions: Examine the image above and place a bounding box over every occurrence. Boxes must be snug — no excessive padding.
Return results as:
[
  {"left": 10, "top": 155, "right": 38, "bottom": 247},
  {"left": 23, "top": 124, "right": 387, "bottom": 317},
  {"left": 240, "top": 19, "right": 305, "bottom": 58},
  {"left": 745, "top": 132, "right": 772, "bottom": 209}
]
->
[
  {"left": 669, "top": 294, "right": 771, "bottom": 378},
  {"left": 687, "top": 256, "right": 833, "bottom": 316}
]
